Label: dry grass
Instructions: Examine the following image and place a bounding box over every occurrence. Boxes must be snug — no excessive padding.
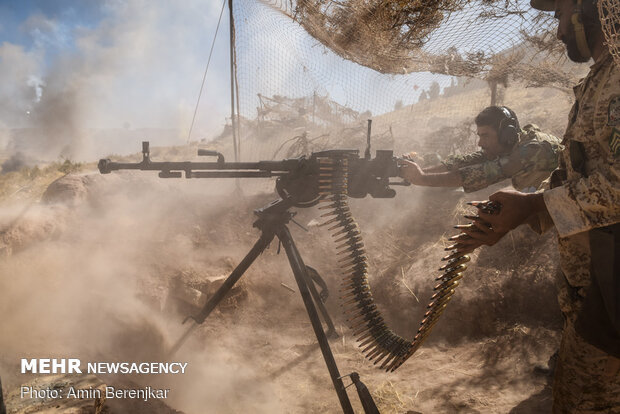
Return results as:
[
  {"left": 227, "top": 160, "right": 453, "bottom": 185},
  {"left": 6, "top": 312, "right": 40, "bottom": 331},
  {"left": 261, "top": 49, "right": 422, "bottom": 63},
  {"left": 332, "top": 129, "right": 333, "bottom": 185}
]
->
[
  {"left": 373, "top": 379, "right": 415, "bottom": 413},
  {"left": 0, "top": 161, "right": 86, "bottom": 204}
]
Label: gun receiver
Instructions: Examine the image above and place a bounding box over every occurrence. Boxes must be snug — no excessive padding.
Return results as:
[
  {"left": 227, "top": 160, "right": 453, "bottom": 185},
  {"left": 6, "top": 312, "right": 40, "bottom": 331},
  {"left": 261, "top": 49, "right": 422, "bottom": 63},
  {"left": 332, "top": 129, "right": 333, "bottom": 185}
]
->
[{"left": 98, "top": 141, "right": 407, "bottom": 206}]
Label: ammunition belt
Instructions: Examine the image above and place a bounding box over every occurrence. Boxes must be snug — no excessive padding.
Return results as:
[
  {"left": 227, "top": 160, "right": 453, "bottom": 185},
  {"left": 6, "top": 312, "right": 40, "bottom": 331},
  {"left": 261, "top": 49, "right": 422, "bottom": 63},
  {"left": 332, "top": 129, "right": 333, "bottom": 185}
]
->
[{"left": 317, "top": 154, "right": 470, "bottom": 372}]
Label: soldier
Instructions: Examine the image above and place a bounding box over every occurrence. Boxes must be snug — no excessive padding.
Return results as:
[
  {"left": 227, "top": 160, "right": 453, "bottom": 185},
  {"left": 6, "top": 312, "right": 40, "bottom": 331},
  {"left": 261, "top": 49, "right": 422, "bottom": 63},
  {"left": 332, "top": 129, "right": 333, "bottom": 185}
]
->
[
  {"left": 457, "top": 0, "right": 620, "bottom": 412},
  {"left": 400, "top": 106, "right": 562, "bottom": 193}
]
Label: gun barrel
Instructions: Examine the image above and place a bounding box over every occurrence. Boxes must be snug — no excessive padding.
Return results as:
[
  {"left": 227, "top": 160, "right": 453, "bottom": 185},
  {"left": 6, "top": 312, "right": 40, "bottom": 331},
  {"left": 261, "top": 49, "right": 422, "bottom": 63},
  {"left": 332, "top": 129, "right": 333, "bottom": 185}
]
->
[{"left": 98, "top": 158, "right": 299, "bottom": 178}]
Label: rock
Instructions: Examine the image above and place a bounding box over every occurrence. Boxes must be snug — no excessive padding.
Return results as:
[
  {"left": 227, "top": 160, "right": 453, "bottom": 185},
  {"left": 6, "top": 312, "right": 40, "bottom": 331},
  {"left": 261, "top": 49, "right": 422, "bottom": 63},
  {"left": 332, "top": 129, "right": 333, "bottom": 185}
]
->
[
  {"left": 41, "top": 175, "right": 94, "bottom": 205},
  {"left": 163, "top": 272, "right": 246, "bottom": 317},
  {"left": 0, "top": 204, "right": 67, "bottom": 257}
]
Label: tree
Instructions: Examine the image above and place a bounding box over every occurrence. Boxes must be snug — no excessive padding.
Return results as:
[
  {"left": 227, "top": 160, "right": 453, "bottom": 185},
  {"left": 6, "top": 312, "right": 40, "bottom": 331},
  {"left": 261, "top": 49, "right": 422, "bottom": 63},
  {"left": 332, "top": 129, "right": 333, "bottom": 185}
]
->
[{"left": 428, "top": 81, "right": 440, "bottom": 100}]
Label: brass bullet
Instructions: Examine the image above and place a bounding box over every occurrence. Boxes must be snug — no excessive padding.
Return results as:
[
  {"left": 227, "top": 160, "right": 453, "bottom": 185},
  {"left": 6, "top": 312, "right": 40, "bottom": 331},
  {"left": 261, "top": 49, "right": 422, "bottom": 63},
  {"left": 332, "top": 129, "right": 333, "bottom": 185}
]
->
[
  {"left": 434, "top": 274, "right": 463, "bottom": 290},
  {"left": 438, "top": 255, "right": 470, "bottom": 270},
  {"left": 442, "top": 251, "right": 463, "bottom": 261}
]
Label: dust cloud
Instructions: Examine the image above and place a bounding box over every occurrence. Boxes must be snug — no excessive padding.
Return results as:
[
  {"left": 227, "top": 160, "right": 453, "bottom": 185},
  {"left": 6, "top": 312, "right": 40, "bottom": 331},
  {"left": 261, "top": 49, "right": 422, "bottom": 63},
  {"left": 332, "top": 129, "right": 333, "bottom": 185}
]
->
[
  {"left": 0, "top": 173, "right": 289, "bottom": 413},
  {"left": 0, "top": 162, "right": 565, "bottom": 413}
]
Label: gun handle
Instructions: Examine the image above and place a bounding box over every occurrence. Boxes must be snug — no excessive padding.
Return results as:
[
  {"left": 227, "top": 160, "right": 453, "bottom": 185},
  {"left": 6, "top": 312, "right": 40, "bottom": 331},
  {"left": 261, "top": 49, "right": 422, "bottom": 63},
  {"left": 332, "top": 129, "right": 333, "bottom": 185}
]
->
[{"left": 197, "top": 149, "right": 225, "bottom": 163}]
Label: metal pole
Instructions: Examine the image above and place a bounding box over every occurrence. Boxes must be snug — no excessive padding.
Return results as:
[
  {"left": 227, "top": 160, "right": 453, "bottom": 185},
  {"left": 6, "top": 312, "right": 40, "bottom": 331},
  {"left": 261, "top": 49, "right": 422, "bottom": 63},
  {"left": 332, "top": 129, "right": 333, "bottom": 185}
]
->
[
  {"left": 278, "top": 226, "right": 355, "bottom": 414},
  {"left": 228, "top": 0, "right": 238, "bottom": 162}
]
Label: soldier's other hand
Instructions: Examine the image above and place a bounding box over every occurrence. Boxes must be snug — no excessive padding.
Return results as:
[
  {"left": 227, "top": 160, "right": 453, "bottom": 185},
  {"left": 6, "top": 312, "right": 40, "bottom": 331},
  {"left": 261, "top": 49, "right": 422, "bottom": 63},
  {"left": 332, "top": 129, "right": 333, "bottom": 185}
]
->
[
  {"left": 453, "top": 240, "right": 483, "bottom": 255},
  {"left": 459, "top": 219, "right": 508, "bottom": 248},
  {"left": 477, "top": 190, "right": 546, "bottom": 233},
  {"left": 402, "top": 151, "right": 417, "bottom": 161},
  {"left": 447, "top": 232, "right": 483, "bottom": 255},
  {"left": 398, "top": 159, "right": 424, "bottom": 185}
]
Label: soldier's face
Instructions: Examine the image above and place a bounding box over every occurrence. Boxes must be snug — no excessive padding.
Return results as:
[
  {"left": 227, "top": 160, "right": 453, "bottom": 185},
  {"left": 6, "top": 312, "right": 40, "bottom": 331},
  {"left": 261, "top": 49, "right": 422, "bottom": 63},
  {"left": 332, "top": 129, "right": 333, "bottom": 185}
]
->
[
  {"left": 554, "top": 0, "right": 591, "bottom": 63},
  {"left": 476, "top": 125, "right": 503, "bottom": 158}
]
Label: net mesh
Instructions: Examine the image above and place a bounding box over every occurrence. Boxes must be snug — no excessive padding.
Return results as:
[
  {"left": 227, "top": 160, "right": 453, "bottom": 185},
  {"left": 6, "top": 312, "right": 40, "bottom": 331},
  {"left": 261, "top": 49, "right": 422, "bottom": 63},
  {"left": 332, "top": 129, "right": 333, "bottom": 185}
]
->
[
  {"left": 281, "top": 0, "right": 565, "bottom": 76},
  {"left": 227, "top": 0, "right": 588, "bottom": 162},
  {"left": 600, "top": 0, "right": 620, "bottom": 68}
]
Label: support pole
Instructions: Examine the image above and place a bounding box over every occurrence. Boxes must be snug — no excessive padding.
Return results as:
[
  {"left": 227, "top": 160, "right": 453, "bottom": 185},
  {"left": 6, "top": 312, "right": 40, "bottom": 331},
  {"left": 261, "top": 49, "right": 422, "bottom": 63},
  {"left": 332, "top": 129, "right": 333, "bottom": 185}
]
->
[{"left": 228, "top": 0, "right": 239, "bottom": 162}]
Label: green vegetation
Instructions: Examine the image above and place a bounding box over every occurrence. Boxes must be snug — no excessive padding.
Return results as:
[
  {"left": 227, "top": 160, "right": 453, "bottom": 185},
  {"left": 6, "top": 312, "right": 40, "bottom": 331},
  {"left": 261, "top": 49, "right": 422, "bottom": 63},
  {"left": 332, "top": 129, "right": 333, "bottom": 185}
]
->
[{"left": 0, "top": 159, "right": 85, "bottom": 203}]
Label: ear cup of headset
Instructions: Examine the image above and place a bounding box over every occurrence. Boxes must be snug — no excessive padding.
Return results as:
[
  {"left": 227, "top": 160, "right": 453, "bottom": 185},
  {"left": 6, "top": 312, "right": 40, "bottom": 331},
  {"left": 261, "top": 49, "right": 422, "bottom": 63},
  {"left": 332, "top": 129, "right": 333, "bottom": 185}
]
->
[
  {"left": 571, "top": 0, "right": 593, "bottom": 60},
  {"left": 499, "top": 122, "right": 519, "bottom": 147},
  {"left": 498, "top": 107, "right": 519, "bottom": 148}
]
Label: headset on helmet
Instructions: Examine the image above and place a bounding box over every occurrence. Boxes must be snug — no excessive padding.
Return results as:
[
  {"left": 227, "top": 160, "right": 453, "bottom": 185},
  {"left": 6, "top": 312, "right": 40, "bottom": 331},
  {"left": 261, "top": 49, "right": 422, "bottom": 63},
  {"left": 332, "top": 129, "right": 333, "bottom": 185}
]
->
[
  {"left": 530, "top": 0, "right": 554, "bottom": 11},
  {"left": 498, "top": 106, "right": 520, "bottom": 148},
  {"left": 530, "top": 0, "right": 593, "bottom": 59}
]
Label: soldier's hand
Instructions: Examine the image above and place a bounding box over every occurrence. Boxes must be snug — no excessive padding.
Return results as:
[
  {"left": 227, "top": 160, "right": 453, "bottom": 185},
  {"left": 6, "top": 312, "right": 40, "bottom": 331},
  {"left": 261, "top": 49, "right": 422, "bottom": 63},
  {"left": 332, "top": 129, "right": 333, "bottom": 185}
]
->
[
  {"left": 452, "top": 220, "right": 508, "bottom": 253},
  {"left": 402, "top": 151, "right": 418, "bottom": 161},
  {"left": 398, "top": 159, "right": 425, "bottom": 185},
  {"left": 476, "top": 191, "right": 546, "bottom": 233}
]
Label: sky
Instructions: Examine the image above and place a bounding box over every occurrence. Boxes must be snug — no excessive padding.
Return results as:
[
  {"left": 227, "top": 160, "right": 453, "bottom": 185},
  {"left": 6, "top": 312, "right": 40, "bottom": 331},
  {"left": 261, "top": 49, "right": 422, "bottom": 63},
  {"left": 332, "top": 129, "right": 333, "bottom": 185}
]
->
[
  {"left": 0, "top": 0, "right": 232, "bottom": 159},
  {"left": 0, "top": 0, "right": 445, "bottom": 161},
  {"left": 0, "top": 0, "right": 547, "bottom": 161}
]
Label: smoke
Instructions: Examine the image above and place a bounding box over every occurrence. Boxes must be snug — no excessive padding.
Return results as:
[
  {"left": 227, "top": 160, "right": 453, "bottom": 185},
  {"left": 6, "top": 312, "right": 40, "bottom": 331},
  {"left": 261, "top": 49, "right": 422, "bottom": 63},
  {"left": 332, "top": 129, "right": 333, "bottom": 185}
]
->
[
  {"left": 1, "top": 152, "right": 29, "bottom": 173},
  {"left": 0, "top": 174, "right": 293, "bottom": 413},
  {"left": 0, "top": 43, "right": 42, "bottom": 127},
  {"left": 0, "top": 0, "right": 230, "bottom": 161}
]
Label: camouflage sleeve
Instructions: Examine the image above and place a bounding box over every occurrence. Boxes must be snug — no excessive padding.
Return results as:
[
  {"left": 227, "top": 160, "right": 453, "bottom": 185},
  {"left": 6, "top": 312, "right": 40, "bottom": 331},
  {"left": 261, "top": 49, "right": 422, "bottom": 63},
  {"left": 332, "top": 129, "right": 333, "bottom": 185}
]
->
[
  {"left": 442, "top": 151, "right": 485, "bottom": 171},
  {"left": 497, "top": 142, "right": 546, "bottom": 176},
  {"left": 527, "top": 167, "right": 563, "bottom": 235},
  {"left": 456, "top": 143, "right": 543, "bottom": 193},
  {"left": 458, "top": 160, "right": 507, "bottom": 193},
  {"left": 543, "top": 168, "right": 620, "bottom": 237},
  {"left": 543, "top": 65, "right": 620, "bottom": 238}
]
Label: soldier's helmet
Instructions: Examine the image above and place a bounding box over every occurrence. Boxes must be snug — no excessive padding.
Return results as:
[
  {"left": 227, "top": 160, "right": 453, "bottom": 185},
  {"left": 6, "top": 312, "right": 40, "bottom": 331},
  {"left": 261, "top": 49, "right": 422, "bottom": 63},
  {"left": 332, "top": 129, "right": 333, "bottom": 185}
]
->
[{"left": 530, "top": 0, "right": 554, "bottom": 11}]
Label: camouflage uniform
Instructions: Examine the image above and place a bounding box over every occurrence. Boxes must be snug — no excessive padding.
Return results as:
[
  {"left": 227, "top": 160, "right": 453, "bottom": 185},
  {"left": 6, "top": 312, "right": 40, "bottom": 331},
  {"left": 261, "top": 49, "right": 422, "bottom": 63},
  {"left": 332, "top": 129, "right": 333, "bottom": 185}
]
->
[
  {"left": 531, "top": 49, "right": 620, "bottom": 413},
  {"left": 0, "top": 376, "right": 4, "bottom": 414},
  {"left": 442, "top": 124, "right": 562, "bottom": 193}
]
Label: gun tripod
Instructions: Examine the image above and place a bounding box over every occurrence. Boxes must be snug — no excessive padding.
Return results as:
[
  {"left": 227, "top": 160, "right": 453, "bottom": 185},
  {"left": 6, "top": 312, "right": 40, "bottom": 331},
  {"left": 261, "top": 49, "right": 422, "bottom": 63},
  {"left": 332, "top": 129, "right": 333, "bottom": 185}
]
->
[{"left": 169, "top": 197, "right": 379, "bottom": 414}]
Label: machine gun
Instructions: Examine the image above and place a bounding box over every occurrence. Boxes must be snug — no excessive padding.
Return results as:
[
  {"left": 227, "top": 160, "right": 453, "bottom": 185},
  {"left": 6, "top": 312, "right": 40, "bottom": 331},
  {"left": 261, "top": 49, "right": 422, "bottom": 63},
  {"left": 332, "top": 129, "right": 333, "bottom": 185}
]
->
[
  {"left": 98, "top": 142, "right": 406, "bottom": 204},
  {"left": 98, "top": 129, "right": 470, "bottom": 414}
]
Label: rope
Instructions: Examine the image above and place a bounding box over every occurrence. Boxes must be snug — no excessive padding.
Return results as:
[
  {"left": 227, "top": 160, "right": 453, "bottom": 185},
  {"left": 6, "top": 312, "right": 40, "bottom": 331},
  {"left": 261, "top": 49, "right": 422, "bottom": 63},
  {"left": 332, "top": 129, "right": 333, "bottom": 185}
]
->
[{"left": 186, "top": 0, "right": 227, "bottom": 144}]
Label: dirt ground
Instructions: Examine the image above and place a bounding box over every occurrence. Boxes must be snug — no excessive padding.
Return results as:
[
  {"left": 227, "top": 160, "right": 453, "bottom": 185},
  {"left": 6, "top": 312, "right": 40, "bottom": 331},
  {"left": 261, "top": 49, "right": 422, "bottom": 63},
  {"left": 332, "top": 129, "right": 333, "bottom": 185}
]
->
[{"left": 0, "top": 168, "right": 563, "bottom": 414}]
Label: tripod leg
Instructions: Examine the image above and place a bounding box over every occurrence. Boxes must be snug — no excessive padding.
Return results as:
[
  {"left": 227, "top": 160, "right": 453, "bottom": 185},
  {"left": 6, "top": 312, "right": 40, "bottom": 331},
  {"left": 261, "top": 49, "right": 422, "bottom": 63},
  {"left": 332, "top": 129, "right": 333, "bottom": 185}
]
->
[
  {"left": 277, "top": 226, "right": 354, "bottom": 414},
  {"left": 305, "top": 266, "right": 338, "bottom": 338},
  {"left": 168, "top": 231, "right": 275, "bottom": 357},
  {"left": 193, "top": 231, "right": 275, "bottom": 323}
]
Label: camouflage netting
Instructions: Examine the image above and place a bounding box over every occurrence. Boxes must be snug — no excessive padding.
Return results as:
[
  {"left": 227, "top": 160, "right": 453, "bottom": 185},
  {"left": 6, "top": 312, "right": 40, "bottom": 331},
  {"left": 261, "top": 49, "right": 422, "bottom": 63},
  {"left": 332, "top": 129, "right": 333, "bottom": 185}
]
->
[
  {"left": 281, "top": 0, "right": 568, "bottom": 76},
  {"left": 600, "top": 0, "right": 620, "bottom": 68},
  {"left": 227, "top": 0, "right": 591, "bottom": 162}
]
